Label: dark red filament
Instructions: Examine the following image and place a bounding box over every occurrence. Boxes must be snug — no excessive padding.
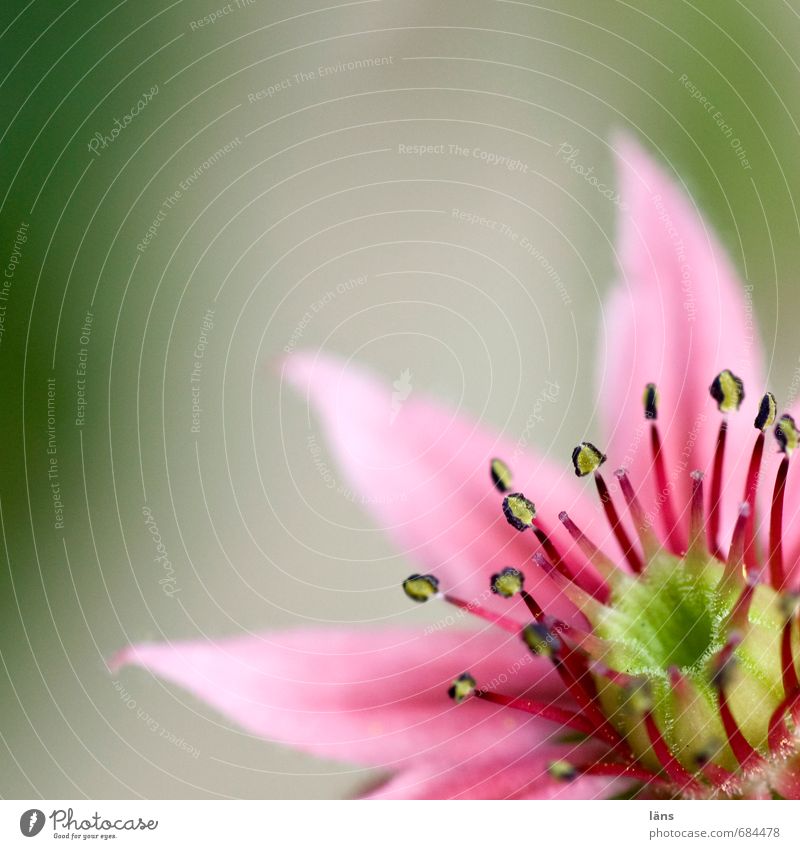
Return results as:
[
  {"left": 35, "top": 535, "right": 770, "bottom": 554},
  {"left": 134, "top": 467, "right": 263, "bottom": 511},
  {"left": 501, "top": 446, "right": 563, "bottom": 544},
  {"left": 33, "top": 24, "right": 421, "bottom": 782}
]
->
[
  {"left": 708, "top": 420, "right": 728, "bottom": 560},
  {"left": 742, "top": 432, "right": 765, "bottom": 570},
  {"left": 769, "top": 456, "right": 789, "bottom": 590},
  {"left": 644, "top": 711, "right": 703, "bottom": 794},
  {"left": 594, "top": 472, "right": 643, "bottom": 573},
  {"left": 473, "top": 690, "right": 596, "bottom": 736},
  {"left": 650, "top": 423, "right": 682, "bottom": 553}
]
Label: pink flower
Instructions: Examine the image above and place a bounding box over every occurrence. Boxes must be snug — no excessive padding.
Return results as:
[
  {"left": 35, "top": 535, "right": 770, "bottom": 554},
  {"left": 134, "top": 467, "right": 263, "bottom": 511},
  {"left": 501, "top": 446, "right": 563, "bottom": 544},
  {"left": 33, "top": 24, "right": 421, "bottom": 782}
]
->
[{"left": 112, "top": 138, "right": 800, "bottom": 799}]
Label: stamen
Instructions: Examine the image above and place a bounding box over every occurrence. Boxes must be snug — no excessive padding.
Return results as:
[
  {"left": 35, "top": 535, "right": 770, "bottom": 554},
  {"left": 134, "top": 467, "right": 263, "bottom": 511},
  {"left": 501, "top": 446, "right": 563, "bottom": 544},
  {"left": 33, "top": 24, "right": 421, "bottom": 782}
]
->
[
  {"left": 687, "top": 471, "right": 707, "bottom": 557},
  {"left": 563, "top": 760, "right": 666, "bottom": 785},
  {"left": 402, "top": 574, "right": 439, "bottom": 603},
  {"left": 779, "top": 596, "right": 800, "bottom": 703},
  {"left": 769, "top": 457, "right": 790, "bottom": 591},
  {"left": 502, "top": 492, "right": 536, "bottom": 531},
  {"left": 532, "top": 525, "right": 608, "bottom": 602},
  {"left": 519, "top": 588, "right": 544, "bottom": 620},
  {"left": 473, "top": 690, "right": 596, "bottom": 735},
  {"left": 515, "top": 595, "right": 625, "bottom": 750},
  {"left": 643, "top": 710, "right": 703, "bottom": 793},
  {"left": 502, "top": 491, "right": 607, "bottom": 599},
  {"left": 490, "top": 457, "right": 513, "bottom": 493},
  {"left": 490, "top": 567, "right": 524, "bottom": 598},
  {"left": 547, "top": 760, "right": 578, "bottom": 781},
  {"left": 448, "top": 673, "right": 477, "bottom": 702},
  {"left": 719, "top": 503, "right": 750, "bottom": 596},
  {"left": 487, "top": 566, "right": 546, "bottom": 621},
  {"left": 712, "top": 637, "right": 766, "bottom": 771},
  {"left": 558, "top": 620, "right": 612, "bottom": 660},
  {"left": 708, "top": 419, "right": 728, "bottom": 561},
  {"left": 402, "top": 573, "right": 520, "bottom": 633},
  {"left": 668, "top": 667, "right": 736, "bottom": 790},
  {"left": 441, "top": 591, "right": 522, "bottom": 635},
  {"left": 707, "top": 370, "right": 744, "bottom": 559},
  {"left": 742, "top": 405, "right": 769, "bottom": 570},
  {"left": 754, "top": 392, "right": 777, "bottom": 432},
  {"left": 594, "top": 470, "right": 643, "bottom": 573},
  {"left": 722, "top": 576, "right": 756, "bottom": 633},
  {"left": 553, "top": 663, "right": 625, "bottom": 751},
  {"left": 521, "top": 621, "right": 562, "bottom": 659},
  {"left": 753, "top": 597, "right": 797, "bottom": 754},
  {"left": 532, "top": 552, "right": 608, "bottom": 620},
  {"left": 709, "top": 369, "right": 745, "bottom": 413},
  {"left": 767, "top": 680, "right": 800, "bottom": 754},
  {"left": 643, "top": 383, "right": 659, "bottom": 420},
  {"left": 617, "top": 676, "right": 698, "bottom": 789},
  {"left": 588, "top": 659, "right": 636, "bottom": 690},
  {"left": 571, "top": 442, "right": 607, "bottom": 477},
  {"left": 615, "top": 468, "right": 659, "bottom": 560},
  {"left": 769, "top": 415, "right": 797, "bottom": 590},
  {"left": 645, "top": 384, "right": 682, "bottom": 553},
  {"left": 775, "top": 413, "right": 799, "bottom": 456},
  {"left": 558, "top": 510, "right": 626, "bottom": 585}
]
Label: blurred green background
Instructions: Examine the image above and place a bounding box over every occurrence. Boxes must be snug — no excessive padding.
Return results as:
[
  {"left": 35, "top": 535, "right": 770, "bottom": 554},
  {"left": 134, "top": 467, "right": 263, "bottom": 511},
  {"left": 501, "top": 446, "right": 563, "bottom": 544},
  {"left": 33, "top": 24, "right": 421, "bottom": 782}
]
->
[{"left": 3, "top": 0, "right": 800, "bottom": 798}]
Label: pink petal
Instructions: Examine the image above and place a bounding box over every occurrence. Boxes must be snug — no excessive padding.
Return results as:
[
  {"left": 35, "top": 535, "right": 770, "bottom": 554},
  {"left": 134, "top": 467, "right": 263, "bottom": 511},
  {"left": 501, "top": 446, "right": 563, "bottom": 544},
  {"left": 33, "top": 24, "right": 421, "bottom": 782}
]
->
[
  {"left": 365, "top": 751, "right": 628, "bottom": 800},
  {"left": 111, "top": 627, "right": 572, "bottom": 769},
  {"left": 599, "top": 136, "right": 764, "bottom": 551},
  {"left": 283, "top": 352, "right": 611, "bottom": 620}
]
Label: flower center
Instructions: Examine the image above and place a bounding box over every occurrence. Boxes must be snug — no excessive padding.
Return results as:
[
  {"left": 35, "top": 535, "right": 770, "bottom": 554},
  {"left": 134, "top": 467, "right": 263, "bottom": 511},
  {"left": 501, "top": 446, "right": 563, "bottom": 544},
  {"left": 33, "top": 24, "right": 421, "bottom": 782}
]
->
[{"left": 597, "top": 554, "right": 722, "bottom": 676}]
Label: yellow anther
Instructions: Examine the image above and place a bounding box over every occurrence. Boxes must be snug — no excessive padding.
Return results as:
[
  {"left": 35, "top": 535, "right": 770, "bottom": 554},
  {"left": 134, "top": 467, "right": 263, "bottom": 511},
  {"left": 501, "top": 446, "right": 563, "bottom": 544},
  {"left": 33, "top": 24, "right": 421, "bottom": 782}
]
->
[
  {"left": 709, "top": 369, "right": 744, "bottom": 413},
  {"left": 571, "top": 442, "right": 606, "bottom": 477}
]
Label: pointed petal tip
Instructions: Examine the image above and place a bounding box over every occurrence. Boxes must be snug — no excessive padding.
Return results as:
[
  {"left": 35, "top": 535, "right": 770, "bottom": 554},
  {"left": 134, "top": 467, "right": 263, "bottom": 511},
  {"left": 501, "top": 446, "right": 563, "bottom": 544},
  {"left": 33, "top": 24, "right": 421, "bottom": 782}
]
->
[
  {"left": 107, "top": 645, "right": 141, "bottom": 675},
  {"left": 280, "top": 350, "right": 385, "bottom": 415}
]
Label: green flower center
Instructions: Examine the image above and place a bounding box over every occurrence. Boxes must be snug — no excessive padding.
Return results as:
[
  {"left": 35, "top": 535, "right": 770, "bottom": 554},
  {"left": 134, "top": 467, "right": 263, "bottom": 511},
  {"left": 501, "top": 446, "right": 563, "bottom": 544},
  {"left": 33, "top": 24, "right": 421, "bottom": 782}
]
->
[{"left": 598, "top": 555, "right": 723, "bottom": 675}]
